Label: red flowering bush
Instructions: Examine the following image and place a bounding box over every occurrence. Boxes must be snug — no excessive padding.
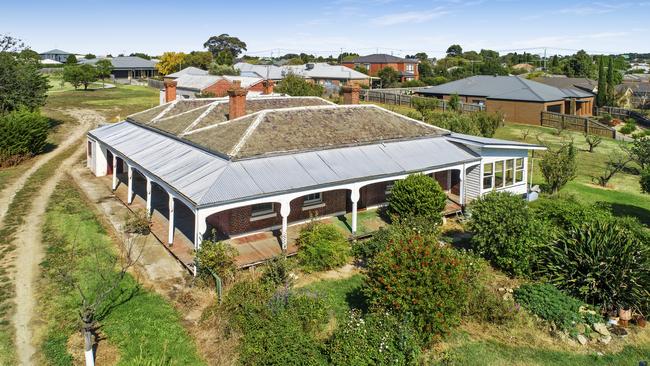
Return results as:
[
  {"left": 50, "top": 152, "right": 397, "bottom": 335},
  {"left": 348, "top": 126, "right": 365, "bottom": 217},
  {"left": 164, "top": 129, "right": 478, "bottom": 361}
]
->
[{"left": 362, "top": 234, "right": 479, "bottom": 342}]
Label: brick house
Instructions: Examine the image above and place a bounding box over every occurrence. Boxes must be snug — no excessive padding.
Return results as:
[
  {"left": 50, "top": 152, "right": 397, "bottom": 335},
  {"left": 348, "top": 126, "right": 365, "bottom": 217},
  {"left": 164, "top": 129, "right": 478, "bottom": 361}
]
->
[
  {"left": 414, "top": 75, "right": 596, "bottom": 124},
  {"left": 343, "top": 54, "right": 419, "bottom": 82},
  {"left": 86, "top": 85, "right": 543, "bottom": 267}
]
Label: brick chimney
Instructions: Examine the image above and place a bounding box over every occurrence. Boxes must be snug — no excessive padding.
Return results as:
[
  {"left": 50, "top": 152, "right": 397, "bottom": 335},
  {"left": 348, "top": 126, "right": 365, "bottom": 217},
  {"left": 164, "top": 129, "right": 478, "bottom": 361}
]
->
[
  {"left": 342, "top": 84, "right": 360, "bottom": 105},
  {"left": 262, "top": 80, "right": 274, "bottom": 95},
  {"left": 163, "top": 79, "right": 177, "bottom": 103},
  {"left": 227, "top": 80, "right": 248, "bottom": 120}
]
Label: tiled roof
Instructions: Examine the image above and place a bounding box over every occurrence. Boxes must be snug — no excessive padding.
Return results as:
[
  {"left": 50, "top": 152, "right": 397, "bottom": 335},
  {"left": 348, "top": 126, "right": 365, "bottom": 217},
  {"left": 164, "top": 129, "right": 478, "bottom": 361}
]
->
[{"left": 350, "top": 54, "right": 417, "bottom": 63}]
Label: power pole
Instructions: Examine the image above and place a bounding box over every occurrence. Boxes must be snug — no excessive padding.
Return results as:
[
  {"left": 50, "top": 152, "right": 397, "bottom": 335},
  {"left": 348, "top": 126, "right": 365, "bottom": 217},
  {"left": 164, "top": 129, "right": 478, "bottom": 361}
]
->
[{"left": 543, "top": 48, "right": 547, "bottom": 71}]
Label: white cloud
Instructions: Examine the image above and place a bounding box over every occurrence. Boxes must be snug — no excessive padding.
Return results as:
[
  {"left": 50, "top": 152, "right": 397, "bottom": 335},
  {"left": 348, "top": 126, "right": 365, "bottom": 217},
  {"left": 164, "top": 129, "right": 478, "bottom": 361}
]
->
[{"left": 371, "top": 8, "right": 450, "bottom": 26}]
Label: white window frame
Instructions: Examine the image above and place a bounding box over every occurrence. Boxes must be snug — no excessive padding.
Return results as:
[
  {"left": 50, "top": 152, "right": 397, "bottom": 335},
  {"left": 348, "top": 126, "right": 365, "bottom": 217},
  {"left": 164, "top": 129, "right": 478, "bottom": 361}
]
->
[
  {"left": 251, "top": 202, "right": 275, "bottom": 217},
  {"left": 515, "top": 158, "right": 525, "bottom": 183},
  {"left": 406, "top": 63, "right": 414, "bottom": 72},
  {"left": 303, "top": 192, "right": 322, "bottom": 206},
  {"left": 482, "top": 162, "right": 493, "bottom": 190},
  {"left": 505, "top": 159, "right": 515, "bottom": 186}
]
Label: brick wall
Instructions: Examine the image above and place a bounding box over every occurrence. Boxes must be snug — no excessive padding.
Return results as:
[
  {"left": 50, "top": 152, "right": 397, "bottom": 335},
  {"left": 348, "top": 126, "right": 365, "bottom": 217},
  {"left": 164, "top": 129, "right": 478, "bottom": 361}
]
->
[
  {"left": 360, "top": 181, "right": 392, "bottom": 208},
  {"left": 203, "top": 80, "right": 265, "bottom": 97}
]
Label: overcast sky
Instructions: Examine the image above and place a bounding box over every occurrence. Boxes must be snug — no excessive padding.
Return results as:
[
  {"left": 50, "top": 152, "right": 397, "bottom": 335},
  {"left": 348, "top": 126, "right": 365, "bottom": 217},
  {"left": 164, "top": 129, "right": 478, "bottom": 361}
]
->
[{"left": 4, "top": 0, "right": 649, "bottom": 58}]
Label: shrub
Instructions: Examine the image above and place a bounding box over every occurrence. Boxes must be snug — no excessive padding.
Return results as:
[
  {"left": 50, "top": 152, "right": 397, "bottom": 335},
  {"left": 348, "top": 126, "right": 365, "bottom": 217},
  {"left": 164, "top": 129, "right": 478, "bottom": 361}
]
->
[
  {"left": 539, "top": 142, "right": 577, "bottom": 194},
  {"left": 352, "top": 215, "right": 440, "bottom": 264},
  {"left": 641, "top": 168, "right": 650, "bottom": 194},
  {"left": 514, "top": 283, "right": 597, "bottom": 332},
  {"left": 462, "top": 257, "right": 520, "bottom": 324},
  {"left": 420, "top": 110, "right": 500, "bottom": 137},
  {"left": 0, "top": 109, "right": 49, "bottom": 166},
  {"left": 363, "top": 234, "right": 478, "bottom": 341},
  {"left": 412, "top": 96, "right": 439, "bottom": 114},
  {"left": 530, "top": 196, "right": 611, "bottom": 234},
  {"left": 599, "top": 112, "right": 612, "bottom": 125},
  {"left": 196, "top": 235, "right": 238, "bottom": 285},
  {"left": 296, "top": 222, "right": 350, "bottom": 272},
  {"left": 467, "top": 192, "right": 551, "bottom": 277},
  {"left": 386, "top": 173, "right": 446, "bottom": 225},
  {"left": 469, "top": 111, "right": 501, "bottom": 137},
  {"left": 630, "top": 136, "right": 650, "bottom": 170},
  {"left": 448, "top": 93, "right": 460, "bottom": 111},
  {"left": 261, "top": 255, "right": 294, "bottom": 287},
  {"left": 124, "top": 208, "right": 151, "bottom": 235},
  {"left": 276, "top": 73, "right": 324, "bottom": 96},
  {"left": 326, "top": 310, "right": 421, "bottom": 366},
  {"left": 619, "top": 121, "right": 637, "bottom": 135},
  {"left": 537, "top": 217, "right": 650, "bottom": 313}
]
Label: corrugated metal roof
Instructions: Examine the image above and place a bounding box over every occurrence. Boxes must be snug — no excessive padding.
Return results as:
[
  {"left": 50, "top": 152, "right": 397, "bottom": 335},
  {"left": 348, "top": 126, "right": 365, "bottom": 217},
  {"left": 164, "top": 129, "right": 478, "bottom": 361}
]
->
[
  {"left": 416, "top": 75, "right": 590, "bottom": 102},
  {"left": 350, "top": 54, "right": 417, "bottom": 63},
  {"left": 166, "top": 66, "right": 209, "bottom": 78},
  {"left": 448, "top": 133, "right": 546, "bottom": 149},
  {"left": 79, "top": 56, "right": 157, "bottom": 69},
  {"left": 89, "top": 122, "right": 480, "bottom": 208}
]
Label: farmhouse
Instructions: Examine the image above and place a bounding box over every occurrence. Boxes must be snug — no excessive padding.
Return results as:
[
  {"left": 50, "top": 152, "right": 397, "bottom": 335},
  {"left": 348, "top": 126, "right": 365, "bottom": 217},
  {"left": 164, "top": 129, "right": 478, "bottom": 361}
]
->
[
  {"left": 342, "top": 54, "right": 419, "bottom": 82},
  {"left": 86, "top": 84, "right": 543, "bottom": 267},
  {"left": 414, "top": 75, "right": 596, "bottom": 124}
]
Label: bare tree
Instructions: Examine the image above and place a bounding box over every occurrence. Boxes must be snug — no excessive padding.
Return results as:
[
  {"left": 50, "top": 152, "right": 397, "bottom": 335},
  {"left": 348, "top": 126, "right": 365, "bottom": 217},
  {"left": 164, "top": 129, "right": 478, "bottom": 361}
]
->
[
  {"left": 584, "top": 133, "right": 602, "bottom": 153},
  {"left": 58, "top": 237, "right": 142, "bottom": 366},
  {"left": 0, "top": 34, "right": 25, "bottom": 52},
  {"left": 594, "top": 150, "right": 633, "bottom": 187}
]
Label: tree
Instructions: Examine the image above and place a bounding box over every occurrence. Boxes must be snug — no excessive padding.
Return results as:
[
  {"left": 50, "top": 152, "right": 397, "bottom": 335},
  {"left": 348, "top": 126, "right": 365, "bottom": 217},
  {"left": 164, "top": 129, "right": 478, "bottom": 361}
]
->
[
  {"left": 0, "top": 34, "right": 25, "bottom": 52},
  {"left": 595, "top": 149, "right": 632, "bottom": 187},
  {"left": 84, "top": 53, "right": 96, "bottom": 59},
  {"left": 184, "top": 51, "right": 212, "bottom": 69},
  {"left": 377, "top": 66, "right": 400, "bottom": 87},
  {"left": 0, "top": 109, "right": 49, "bottom": 166},
  {"left": 386, "top": 173, "right": 447, "bottom": 225},
  {"left": 128, "top": 52, "right": 151, "bottom": 60},
  {"left": 286, "top": 57, "right": 304, "bottom": 65},
  {"left": 606, "top": 56, "right": 616, "bottom": 106},
  {"left": 203, "top": 34, "right": 247, "bottom": 58},
  {"left": 448, "top": 93, "right": 460, "bottom": 111},
  {"left": 196, "top": 233, "right": 238, "bottom": 284},
  {"left": 468, "top": 192, "right": 550, "bottom": 277},
  {"left": 155, "top": 52, "right": 186, "bottom": 75},
  {"left": 629, "top": 137, "right": 650, "bottom": 170},
  {"left": 65, "top": 54, "right": 78, "bottom": 64},
  {"left": 63, "top": 64, "right": 98, "bottom": 90},
  {"left": 640, "top": 168, "right": 650, "bottom": 194},
  {"left": 208, "top": 63, "right": 240, "bottom": 76},
  {"left": 596, "top": 56, "right": 607, "bottom": 107},
  {"left": 353, "top": 65, "right": 368, "bottom": 75},
  {"left": 214, "top": 50, "right": 235, "bottom": 66},
  {"left": 584, "top": 133, "right": 602, "bottom": 153},
  {"left": 539, "top": 142, "right": 577, "bottom": 194},
  {"left": 414, "top": 52, "right": 429, "bottom": 61},
  {"left": 0, "top": 52, "right": 49, "bottom": 113},
  {"left": 418, "top": 60, "right": 435, "bottom": 78},
  {"left": 275, "top": 73, "right": 323, "bottom": 96},
  {"left": 446, "top": 44, "right": 463, "bottom": 57},
  {"left": 95, "top": 59, "right": 113, "bottom": 86},
  {"left": 564, "top": 50, "right": 594, "bottom": 78}
]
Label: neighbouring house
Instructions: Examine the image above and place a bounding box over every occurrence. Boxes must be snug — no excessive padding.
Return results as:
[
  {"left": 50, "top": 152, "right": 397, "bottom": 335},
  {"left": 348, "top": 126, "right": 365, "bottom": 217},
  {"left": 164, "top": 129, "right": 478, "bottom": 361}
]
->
[
  {"left": 86, "top": 84, "right": 544, "bottom": 268},
  {"left": 40, "top": 58, "right": 62, "bottom": 66},
  {"left": 342, "top": 54, "right": 419, "bottom": 82},
  {"left": 414, "top": 75, "right": 596, "bottom": 124},
  {"left": 234, "top": 62, "right": 371, "bottom": 90},
  {"left": 165, "top": 66, "right": 209, "bottom": 79},
  {"left": 40, "top": 49, "right": 74, "bottom": 63},
  {"left": 79, "top": 56, "right": 158, "bottom": 79},
  {"left": 534, "top": 76, "right": 636, "bottom": 109},
  {"left": 511, "top": 63, "right": 536, "bottom": 73},
  {"left": 166, "top": 74, "right": 268, "bottom": 100}
]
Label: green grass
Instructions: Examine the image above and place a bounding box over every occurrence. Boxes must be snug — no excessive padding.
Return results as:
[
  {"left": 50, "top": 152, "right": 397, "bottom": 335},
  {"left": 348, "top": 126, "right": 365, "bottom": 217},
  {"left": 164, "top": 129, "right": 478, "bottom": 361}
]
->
[
  {"left": 334, "top": 208, "right": 388, "bottom": 235},
  {"left": 299, "top": 274, "right": 365, "bottom": 320},
  {"left": 38, "top": 179, "right": 205, "bottom": 365},
  {"left": 0, "top": 143, "right": 78, "bottom": 366},
  {"left": 430, "top": 332, "right": 650, "bottom": 365}
]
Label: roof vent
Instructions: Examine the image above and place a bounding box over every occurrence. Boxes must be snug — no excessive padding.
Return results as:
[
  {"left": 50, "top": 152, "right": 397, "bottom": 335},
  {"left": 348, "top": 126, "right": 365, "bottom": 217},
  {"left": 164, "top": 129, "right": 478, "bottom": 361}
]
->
[{"left": 306, "top": 63, "right": 314, "bottom": 70}]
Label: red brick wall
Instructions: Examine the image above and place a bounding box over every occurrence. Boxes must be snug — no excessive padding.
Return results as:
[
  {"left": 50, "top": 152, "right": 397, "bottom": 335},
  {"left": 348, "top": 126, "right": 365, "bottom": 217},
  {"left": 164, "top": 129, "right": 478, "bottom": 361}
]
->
[
  {"left": 342, "top": 62, "right": 419, "bottom": 80},
  {"left": 203, "top": 80, "right": 265, "bottom": 97},
  {"left": 360, "top": 181, "right": 392, "bottom": 208}
]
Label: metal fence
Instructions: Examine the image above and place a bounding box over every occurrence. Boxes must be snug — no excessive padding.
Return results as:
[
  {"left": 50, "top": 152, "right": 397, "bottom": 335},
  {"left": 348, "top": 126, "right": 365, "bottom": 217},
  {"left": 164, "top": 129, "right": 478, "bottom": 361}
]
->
[
  {"left": 594, "top": 106, "right": 650, "bottom": 128},
  {"left": 541, "top": 111, "right": 616, "bottom": 138},
  {"left": 359, "top": 89, "right": 485, "bottom": 113}
]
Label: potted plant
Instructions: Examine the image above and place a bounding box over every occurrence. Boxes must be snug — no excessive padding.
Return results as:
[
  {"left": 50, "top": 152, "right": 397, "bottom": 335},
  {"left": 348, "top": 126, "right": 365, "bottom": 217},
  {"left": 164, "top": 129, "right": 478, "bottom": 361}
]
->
[
  {"left": 619, "top": 305, "right": 632, "bottom": 327},
  {"left": 634, "top": 310, "right": 646, "bottom": 328}
]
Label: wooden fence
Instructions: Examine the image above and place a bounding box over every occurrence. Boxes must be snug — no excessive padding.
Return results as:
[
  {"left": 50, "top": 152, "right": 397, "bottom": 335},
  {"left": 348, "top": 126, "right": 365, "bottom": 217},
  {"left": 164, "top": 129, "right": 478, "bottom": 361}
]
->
[
  {"left": 147, "top": 79, "right": 165, "bottom": 89},
  {"left": 594, "top": 106, "right": 650, "bottom": 128},
  {"left": 359, "top": 89, "right": 485, "bottom": 113},
  {"left": 540, "top": 111, "right": 616, "bottom": 138}
]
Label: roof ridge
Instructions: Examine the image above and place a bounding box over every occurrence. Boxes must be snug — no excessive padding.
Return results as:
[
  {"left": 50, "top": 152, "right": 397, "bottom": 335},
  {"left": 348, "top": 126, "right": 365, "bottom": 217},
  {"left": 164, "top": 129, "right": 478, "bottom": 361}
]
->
[
  {"left": 182, "top": 110, "right": 265, "bottom": 136},
  {"left": 229, "top": 111, "right": 269, "bottom": 157},
  {"left": 368, "top": 104, "right": 451, "bottom": 134},
  {"left": 514, "top": 76, "right": 547, "bottom": 101},
  {"left": 151, "top": 100, "right": 180, "bottom": 122},
  {"left": 153, "top": 103, "right": 212, "bottom": 123},
  {"left": 181, "top": 102, "right": 221, "bottom": 134}
]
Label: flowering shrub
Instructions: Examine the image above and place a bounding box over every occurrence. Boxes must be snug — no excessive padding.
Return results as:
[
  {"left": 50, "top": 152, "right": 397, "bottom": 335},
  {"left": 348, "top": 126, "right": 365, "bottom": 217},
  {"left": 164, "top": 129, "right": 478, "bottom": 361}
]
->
[
  {"left": 326, "top": 309, "right": 421, "bottom": 366},
  {"left": 362, "top": 234, "right": 478, "bottom": 341}
]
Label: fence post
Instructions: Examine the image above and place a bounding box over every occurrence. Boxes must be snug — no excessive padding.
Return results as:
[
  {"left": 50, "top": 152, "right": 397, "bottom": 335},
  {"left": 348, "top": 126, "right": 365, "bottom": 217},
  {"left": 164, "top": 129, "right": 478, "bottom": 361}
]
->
[{"left": 585, "top": 119, "right": 589, "bottom": 134}]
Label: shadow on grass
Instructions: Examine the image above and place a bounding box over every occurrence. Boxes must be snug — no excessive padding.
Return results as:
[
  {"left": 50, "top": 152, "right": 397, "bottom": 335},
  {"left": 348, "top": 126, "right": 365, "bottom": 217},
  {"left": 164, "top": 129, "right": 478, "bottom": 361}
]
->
[
  {"left": 598, "top": 202, "right": 650, "bottom": 226},
  {"left": 345, "top": 286, "right": 368, "bottom": 314}
]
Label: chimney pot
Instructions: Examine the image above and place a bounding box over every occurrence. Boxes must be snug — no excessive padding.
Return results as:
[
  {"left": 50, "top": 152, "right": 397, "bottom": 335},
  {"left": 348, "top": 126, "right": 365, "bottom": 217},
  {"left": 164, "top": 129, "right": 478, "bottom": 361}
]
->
[
  {"left": 341, "top": 84, "right": 361, "bottom": 105},
  {"left": 227, "top": 80, "right": 248, "bottom": 120},
  {"left": 163, "top": 79, "right": 177, "bottom": 103}
]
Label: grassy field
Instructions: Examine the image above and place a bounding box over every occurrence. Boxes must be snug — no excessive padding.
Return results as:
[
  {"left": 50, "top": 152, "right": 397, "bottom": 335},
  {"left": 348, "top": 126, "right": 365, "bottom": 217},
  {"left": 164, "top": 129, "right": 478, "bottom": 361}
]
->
[{"left": 37, "top": 179, "right": 204, "bottom": 365}]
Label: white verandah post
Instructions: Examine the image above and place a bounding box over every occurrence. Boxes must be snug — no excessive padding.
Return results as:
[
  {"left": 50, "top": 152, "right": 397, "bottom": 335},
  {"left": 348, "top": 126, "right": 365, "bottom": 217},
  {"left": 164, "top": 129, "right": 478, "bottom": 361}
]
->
[
  {"left": 127, "top": 164, "right": 133, "bottom": 204},
  {"left": 145, "top": 176, "right": 152, "bottom": 216},
  {"left": 168, "top": 193, "right": 175, "bottom": 245},
  {"left": 350, "top": 187, "right": 360, "bottom": 234},
  {"left": 459, "top": 164, "right": 466, "bottom": 207},
  {"left": 111, "top": 154, "right": 118, "bottom": 190},
  {"left": 280, "top": 201, "right": 291, "bottom": 251}
]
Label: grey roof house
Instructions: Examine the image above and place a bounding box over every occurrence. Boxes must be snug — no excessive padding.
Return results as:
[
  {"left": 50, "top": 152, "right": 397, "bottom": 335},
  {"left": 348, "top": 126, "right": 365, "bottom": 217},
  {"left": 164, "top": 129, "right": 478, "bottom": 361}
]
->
[
  {"left": 40, "top": 49, "right": 73, "bottom": 63},
  {"left": 234, "top": 62, "right": 370, "bottom": 88},
  {"left": 80, "top": 56, "right": 158, "bottom": 79},
  {"left": 86, "top": 85, "right": 542, "bottom": 268}
]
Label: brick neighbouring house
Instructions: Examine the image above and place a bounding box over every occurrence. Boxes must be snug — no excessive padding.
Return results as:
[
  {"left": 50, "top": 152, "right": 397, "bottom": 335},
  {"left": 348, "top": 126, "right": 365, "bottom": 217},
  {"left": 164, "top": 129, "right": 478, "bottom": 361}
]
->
[
  {"left": 342, "top": 54, "right": 419, "bottom": 82},
  {"left": 86, "top": 84, "right": 544, "bottom": 267},
  {"left": 165, "top": 74, "right": 267, "bottom": 100},
  {"left": 414, "top": 75, "right": 596, "bottom": 125}
]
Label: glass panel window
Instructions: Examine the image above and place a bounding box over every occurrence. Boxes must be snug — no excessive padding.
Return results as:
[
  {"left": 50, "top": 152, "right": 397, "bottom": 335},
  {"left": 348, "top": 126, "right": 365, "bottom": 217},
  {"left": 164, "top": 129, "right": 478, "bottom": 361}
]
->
[
  {"left": 494, "top": 161, "right": 504, "bottom": 188},
  {"left": 482, "top": 163, "right": 493, "bottom": 189},
  {"left": 505, "top": 159, "right": 514, "bottom": 186},
  {"left": 251, "top": 202, "right": 274, "bottom": 217},
  {"left": 515, "top": 158, "right": 525, "bottom": 183},
  {"left": 303, "top": 192, "right": 322, "bottom": 206}
]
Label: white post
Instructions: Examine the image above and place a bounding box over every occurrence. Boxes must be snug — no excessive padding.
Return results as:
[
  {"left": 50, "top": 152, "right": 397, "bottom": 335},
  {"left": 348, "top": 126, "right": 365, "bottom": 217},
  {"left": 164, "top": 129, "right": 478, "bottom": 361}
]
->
[
  {"left": 350, "top": 187, "right": 360, "bottom": 234},
  {"left": 194, "top": 210, "right": 208, "bottom": 250},
  {"left": 127, "top": 164, "right": 133, "bottom": 204},
  {"left": 459, "top": 165, "right": 465, "bottom": 206},
  {"left": 84, "top": 330, "right": 95, "bottom": 366},
  {"left": 145, "top": 176, "right": 152, "bottom": 216},
  {"left": 168, "top": 193, "right": 175, "bottom": 245},
  {"left": 111, "top": 154, "right": 118, "bottom": 190},
  {"left": 280, "top": 201, "right": 290, "bottom": 251}
]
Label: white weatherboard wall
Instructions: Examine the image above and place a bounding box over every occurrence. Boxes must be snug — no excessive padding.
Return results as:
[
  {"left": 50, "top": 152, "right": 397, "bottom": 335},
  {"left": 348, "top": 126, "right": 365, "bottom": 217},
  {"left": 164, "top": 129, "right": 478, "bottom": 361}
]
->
[{"left": 479, "top": 147, "right": 529, "bottom": 196}]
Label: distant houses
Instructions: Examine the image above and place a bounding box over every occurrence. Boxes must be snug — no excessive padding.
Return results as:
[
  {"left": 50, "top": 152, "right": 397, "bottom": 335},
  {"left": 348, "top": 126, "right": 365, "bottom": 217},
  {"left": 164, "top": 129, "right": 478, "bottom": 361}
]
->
[
  {"left": 79, "top": 56, "right": 158, "bottom": 80},
  {"left": 163, "top": 73, "right": 270, "bottom": 100},
  {"left": 414, "top": 75, "right": 595, "bottom": 124},
  {"left": 39, "top": 49, "right": 74, "bottom": 63},
  {"left": 234, "top": 62, "right": 370, "bottom": 89},
  {"left": 342, "top": 54, "right": 419, "bottom": 82}
]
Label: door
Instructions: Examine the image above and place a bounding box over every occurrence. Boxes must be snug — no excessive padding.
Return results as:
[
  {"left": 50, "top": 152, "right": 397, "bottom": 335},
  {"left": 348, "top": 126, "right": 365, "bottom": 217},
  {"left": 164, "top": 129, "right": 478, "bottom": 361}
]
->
[{"left": 106, "top": 150, "right": 113, "bottom": 175}]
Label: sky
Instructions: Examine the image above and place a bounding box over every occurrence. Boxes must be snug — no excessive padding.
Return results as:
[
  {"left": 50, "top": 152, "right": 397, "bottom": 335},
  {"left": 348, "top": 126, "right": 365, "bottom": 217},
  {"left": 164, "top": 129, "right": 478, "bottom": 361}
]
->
[{"left": 3, "top": 0, "right": 649, "bottom": 58}]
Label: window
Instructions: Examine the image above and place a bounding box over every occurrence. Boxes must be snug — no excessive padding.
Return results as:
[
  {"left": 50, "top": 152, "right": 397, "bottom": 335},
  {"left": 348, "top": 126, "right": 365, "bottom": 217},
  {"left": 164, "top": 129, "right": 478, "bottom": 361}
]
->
[
  {"left": 505, "top": 159, "right": 514, "bottom": 186},
  {"left": 482, "top": 163, "right": 493, "bottom": 189},
  {"left": 303, "top": 192, "right": 322, "bottom": 206},
  {"left": 546, "top": 104, "right": 562, "bottom": 113},
  {"left": 494, "top": 161, "right": 504, "bottom": 188},
  {"left": 515, "top": 158, "right": 525, "bottom": 183},
  {"left": 251, "top": 202, "right": 274, "bottom": 217},
  {"left": 364, "top": 63, "right": 371, "bottom": 70},
  {"left": 406, "top": 63, "right": 414, "bottom": 72}
]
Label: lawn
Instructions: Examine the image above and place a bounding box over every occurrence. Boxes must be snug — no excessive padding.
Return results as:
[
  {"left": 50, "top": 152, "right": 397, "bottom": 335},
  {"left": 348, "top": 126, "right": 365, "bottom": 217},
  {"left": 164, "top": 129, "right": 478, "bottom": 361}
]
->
[
  {"left": 333, "top": 208, "right": 388, "bottom": 236},
  {"left": 298, "top": 274, "right": 365, "bottom": 320},
  {"left": 37, "top": 179, "right": 204, "bottom": 365}
]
